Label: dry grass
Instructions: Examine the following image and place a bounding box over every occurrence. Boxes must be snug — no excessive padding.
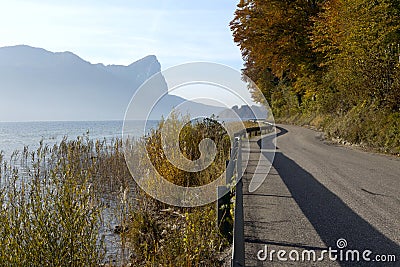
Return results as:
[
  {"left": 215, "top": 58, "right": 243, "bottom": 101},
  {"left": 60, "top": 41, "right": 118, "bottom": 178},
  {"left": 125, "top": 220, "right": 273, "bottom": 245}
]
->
[
  {"left": 123, "top": 115, "right": 231, "bottom": 266},
  {"left": 0, "top": 115, "right": 233, "bottom": 266}
]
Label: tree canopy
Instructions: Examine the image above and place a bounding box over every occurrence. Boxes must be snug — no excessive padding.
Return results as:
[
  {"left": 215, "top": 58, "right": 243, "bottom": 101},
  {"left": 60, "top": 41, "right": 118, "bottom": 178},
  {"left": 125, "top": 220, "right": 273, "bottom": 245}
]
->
[{"left": 231, "top": 0, "right": 400, "bottom": 115}]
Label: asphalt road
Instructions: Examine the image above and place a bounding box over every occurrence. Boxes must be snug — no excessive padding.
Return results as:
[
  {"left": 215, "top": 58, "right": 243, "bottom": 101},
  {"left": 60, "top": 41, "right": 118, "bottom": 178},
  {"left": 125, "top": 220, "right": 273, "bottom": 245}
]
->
[{"left": 242, "top": 124, "right": 400, "bottom": 266}]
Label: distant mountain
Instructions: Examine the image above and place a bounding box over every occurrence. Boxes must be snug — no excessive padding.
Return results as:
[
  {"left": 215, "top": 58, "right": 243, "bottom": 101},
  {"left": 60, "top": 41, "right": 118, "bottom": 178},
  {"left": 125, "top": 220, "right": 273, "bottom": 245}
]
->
[
  {"left": 0, "top": 45, "right": 223, "bottom": 121},
  {"left": 218, "top": 105, "right": 268, "bottom": 120}
]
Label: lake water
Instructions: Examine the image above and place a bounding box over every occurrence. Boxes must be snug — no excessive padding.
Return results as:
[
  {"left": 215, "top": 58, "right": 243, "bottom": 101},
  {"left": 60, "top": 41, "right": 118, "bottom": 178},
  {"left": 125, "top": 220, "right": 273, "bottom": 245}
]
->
[{"left": 0, "top": 120, "right": 159, "bottom": 159}]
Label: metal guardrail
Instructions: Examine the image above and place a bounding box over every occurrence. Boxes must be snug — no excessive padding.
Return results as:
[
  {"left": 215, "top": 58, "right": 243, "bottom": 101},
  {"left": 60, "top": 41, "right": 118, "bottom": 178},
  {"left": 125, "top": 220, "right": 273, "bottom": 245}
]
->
[
  {"left": 231, "top": 136, "right": 244, "bottom": 267},
  {"left": 234, "top": 123, "right": 275, "bottom": 139},
  {"left": 227, "top": 123, "right": 274, "bottom": 267}
]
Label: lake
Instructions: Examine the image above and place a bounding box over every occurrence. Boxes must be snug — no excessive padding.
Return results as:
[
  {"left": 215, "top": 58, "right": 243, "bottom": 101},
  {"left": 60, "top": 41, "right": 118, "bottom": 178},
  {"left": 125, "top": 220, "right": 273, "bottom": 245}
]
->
[{"left": 0, "top": 120, "right": 159, "bottom": 159}]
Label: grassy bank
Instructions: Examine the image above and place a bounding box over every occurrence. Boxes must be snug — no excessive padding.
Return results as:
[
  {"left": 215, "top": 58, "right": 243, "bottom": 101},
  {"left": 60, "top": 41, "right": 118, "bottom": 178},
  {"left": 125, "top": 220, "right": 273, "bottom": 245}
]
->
[{"left": 275, "top": 104, "right": 400, "bottom": 155}]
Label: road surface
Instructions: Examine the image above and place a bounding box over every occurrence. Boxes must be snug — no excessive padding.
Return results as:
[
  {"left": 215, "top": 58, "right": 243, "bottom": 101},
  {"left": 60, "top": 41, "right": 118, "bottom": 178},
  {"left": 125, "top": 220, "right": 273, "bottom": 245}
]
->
[{"left": 242, "top": 124, "right": 400, "bottom": 266}]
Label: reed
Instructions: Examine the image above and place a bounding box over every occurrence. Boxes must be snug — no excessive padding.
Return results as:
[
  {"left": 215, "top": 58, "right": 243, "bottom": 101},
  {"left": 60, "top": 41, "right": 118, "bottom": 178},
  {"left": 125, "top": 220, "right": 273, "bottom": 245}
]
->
[
  {"left": 0, "top": 115, "right": 232, "bottom": 266},
  {"left": 124, "top": 115, "right": 231, "bottom": 266}
]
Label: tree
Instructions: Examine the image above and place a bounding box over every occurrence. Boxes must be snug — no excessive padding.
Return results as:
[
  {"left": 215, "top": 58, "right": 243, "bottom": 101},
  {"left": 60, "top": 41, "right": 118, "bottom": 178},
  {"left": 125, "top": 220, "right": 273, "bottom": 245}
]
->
[
  {"left": 311, "top": 0, "right": 400, "bottom": 110},
  {"left": 232, "top": 0, "right": 400, "bottom": 115},
  {"left": 231, "top": 0, "right": 322, "bottom": 109}
]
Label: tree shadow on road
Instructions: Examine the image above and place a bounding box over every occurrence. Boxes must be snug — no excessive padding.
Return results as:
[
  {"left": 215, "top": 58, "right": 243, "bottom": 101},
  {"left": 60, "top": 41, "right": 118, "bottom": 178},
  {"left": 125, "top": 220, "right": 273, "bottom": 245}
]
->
[{"left": 257, "top": 126, "right": 400, "bottom": 266}]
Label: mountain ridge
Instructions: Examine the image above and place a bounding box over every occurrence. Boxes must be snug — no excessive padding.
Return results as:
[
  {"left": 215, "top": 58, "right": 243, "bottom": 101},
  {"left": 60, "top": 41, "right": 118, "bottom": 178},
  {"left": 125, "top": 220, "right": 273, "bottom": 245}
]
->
[
  {"left": 0, "top": 45, "right": 153, "bottom": 67},
  {"left": 0, "top": 45, "right": 264, "bottom": 122},
  {"left": 0, "top": 45, "right": 168, "bottom": 121}
]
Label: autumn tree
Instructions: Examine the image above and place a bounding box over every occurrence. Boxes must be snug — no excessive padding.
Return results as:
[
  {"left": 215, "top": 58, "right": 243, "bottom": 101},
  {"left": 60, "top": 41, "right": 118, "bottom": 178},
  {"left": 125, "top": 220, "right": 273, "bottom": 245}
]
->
[
  {"left": 311, "top": 0, "right": 400, "bottom": 112},
  {"left": 231, "top": 0, "right": 400, "bottom": 151},
  {"left": 231, "top": 0, "right": 322, "bottom": 113}
]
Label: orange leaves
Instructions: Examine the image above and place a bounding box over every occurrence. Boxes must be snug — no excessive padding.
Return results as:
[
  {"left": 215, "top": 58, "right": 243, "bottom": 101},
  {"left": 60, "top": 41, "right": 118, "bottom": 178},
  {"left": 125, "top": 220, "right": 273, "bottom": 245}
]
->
[
  {"left": 231, "top": 0, "right": 321, "bottom": 83},
  {"left": 232, "top": 0, "right": 400, "bottom": 116}
]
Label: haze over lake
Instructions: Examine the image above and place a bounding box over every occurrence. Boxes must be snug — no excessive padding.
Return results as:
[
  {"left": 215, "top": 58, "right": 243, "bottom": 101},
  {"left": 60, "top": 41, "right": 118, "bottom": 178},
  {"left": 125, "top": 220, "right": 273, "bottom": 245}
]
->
[{"left": 0, "top": 120, "right": 159, "bottom": 159}]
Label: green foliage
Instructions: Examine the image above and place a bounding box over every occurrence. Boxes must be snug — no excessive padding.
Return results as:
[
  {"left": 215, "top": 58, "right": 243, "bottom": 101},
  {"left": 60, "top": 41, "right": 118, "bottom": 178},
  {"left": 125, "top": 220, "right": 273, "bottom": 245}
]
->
[{"left": 311, "top": 0, "right": 400, "bottom": 111}]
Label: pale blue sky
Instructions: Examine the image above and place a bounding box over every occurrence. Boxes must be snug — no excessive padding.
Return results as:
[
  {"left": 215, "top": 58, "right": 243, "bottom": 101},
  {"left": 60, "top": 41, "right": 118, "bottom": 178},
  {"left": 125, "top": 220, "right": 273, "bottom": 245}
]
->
[{"left": 0, "top": 0, "right": 243, "bottom": 69}]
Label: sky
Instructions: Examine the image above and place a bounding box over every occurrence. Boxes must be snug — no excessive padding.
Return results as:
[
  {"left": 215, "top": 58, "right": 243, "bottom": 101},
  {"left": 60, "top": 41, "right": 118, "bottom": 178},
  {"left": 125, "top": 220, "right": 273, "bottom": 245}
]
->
[
  {"left": 0, "top": 0, "right": 243, "bottom": 69},
  {"left": 0, "top": 0, "right": 261, "bottom": 122}
]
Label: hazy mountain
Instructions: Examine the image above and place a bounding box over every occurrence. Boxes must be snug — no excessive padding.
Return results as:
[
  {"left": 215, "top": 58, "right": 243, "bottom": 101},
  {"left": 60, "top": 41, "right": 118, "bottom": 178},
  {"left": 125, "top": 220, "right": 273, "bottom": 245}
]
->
[
  {"left": 0, "top": 45, "right": 224, "bottom": 121},
  {"left": 218, "top": 105, "right": 268, "bottom": 120}
]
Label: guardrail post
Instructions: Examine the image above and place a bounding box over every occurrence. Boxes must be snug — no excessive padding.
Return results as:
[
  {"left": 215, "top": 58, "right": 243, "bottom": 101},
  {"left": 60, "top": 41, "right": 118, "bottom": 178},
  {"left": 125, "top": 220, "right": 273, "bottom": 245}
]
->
[
  {"left": 232, "top": 137, "right": 245, "bottom": 267},
  {"left": 236, "top": 138, "right": 242, "bottom": 180},
  {"left": 217, "top": 142, "right": 237, "bottom": 240}
]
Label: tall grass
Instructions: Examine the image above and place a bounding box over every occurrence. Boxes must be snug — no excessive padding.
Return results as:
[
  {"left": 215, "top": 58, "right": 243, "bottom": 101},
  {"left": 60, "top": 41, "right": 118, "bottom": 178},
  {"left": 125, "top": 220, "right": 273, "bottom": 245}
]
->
[
  {"left": 0, "top": 141, "right": 101, "bottom": 266},
  {"left": 0, "top": 135, "right": 135, "bottom": 266},
  {"left": 123, "top": 115, "right": 231, "bottom": 266},
  {"left": 0, "top": 115, "right": 233, "bottom": 266}
]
